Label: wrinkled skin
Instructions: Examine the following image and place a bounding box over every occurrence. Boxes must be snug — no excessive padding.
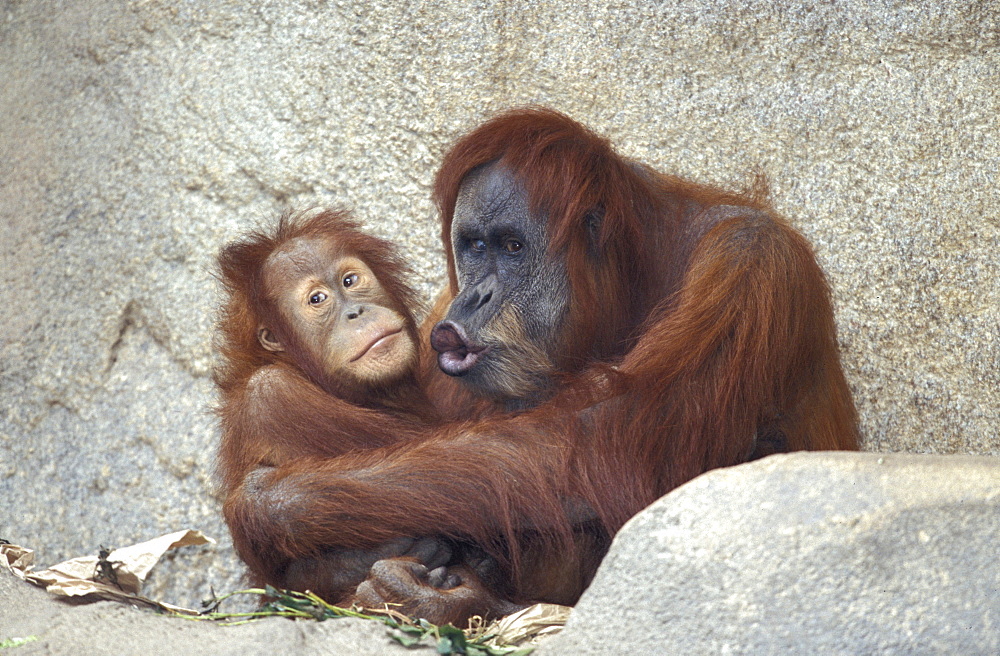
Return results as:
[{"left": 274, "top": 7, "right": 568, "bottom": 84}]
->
[
  {"left": 354, "top": 538, "right": 524, "bottom": 623},
  {"left": 431, "top": 165, "right": 571, "bottom": 408}
]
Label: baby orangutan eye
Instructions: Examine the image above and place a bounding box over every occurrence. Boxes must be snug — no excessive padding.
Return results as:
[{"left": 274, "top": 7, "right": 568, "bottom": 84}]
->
[
  {"left": 343, "top": 273, "right": 358, "bottom": 288},
  {"left": 309, "top": 291, "right": 328, "bottom": 305}
]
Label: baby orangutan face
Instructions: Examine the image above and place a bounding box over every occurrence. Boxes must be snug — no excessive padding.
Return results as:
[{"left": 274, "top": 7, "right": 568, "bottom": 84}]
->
[{"left": 258, "top": 235, "right": 417, "bottom": 394}]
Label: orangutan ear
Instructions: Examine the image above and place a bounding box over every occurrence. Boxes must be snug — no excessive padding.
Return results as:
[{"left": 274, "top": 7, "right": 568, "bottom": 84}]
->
[{"left": 257, "top": 326, "right": 284, "bottom": 352}]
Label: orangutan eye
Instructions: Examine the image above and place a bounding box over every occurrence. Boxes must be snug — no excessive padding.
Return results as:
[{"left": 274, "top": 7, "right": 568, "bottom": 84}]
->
[
  {"left": 503, "top": 239, "right": 523, "bottom": 254},
  {"left": 343, "top": 273, "right": 359, "bottom": 288},
  {"left": 309, "top": 291, "right": 327, "bottom": 305},
  {"left": 470, "top": 239, "right": 487, "bottom": 253}
]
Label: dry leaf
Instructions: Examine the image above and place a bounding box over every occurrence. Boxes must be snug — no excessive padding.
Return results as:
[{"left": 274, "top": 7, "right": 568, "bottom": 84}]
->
[
  {"left": 4, "top": 530, "right": 214, "bottom": 614},
  {"left": 486, "top": 603, "right": 573, "bottom": 646}
]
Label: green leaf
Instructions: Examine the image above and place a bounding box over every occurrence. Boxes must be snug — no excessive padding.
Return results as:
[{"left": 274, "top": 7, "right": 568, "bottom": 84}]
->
[
  {"left": 390, "top": 633, "right": 422, "bottom": 647},
  {"left": 0, "top": 636, "right": 39, "bottom": 650},
  {"left": 436, "top": 635, "right": 457, "bottom": 654},
  {"left": 439, "top": 625, "right": 466, "bottom": 639}
]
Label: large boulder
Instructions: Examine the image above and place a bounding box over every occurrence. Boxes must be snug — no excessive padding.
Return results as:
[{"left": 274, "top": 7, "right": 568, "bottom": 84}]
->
[{"left": 540, "top": 452, "right": 1000, "bottom": 655}]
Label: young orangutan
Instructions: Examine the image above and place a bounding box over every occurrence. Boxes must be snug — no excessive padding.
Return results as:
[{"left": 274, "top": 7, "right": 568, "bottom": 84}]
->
[
  {"left": 214, "top": 209, "right": 501, "bottom": 607},
  {"left": 217, "top": 209, "right": 600, "bottom": 622}
]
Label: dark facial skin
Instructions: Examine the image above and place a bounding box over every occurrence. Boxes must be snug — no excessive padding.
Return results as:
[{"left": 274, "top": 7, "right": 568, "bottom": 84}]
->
[
  {"left": 258, "top": 236, "right": 417, "bottom": 395},
  {"left": 431, "top": 164, "right": 570, "bottom": 406}
]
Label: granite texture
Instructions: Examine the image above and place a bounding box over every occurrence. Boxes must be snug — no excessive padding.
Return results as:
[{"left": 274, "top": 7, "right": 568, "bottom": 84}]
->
[
  {"left": 1, "top": 0, "right": 997, "bottom": 609},
  {"left": 539, "top": 452, "right": 1000, "bottom": 655},
  {"left": 0, "top": 569, "right": 436, "bottom": 655}
]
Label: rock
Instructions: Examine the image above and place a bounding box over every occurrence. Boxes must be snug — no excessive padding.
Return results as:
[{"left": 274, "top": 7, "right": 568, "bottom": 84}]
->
[
  {"left": 539, "top": 452, "right": 1000, "bottom": 655},
  {"left": 0, "top": 569, "right": 436, "bottom": 656}
]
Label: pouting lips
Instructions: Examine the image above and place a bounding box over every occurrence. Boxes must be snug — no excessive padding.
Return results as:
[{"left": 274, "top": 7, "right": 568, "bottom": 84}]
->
[{"left": 430, "top": 320, "right": 490, "bottom": 377}]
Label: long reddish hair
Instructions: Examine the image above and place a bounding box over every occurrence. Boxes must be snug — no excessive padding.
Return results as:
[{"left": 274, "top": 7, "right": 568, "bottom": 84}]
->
[{"left": 432, "top": 107, "right": 765, "bottom": 367}]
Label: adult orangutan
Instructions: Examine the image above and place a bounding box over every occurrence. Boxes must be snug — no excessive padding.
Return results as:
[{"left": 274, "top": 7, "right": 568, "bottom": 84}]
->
[{"left": 221, "top": 108, "right": 859, "bottom": 624}]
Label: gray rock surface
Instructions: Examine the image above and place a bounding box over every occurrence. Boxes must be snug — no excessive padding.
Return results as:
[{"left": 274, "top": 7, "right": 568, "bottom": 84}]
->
[
  {"left": 539, "top": 452, "right": 1000, "bottom": 655},
  {"left": 1, "top": 0, "right": 997, "bottom": 609},
  {"left": 0, "top": 570, "right": 434, "bottom": 656}
]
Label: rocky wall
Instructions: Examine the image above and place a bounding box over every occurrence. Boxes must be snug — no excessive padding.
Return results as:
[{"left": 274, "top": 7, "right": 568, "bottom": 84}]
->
[{"left": 1, "top": 0, "right": 997, "bottom": 608}]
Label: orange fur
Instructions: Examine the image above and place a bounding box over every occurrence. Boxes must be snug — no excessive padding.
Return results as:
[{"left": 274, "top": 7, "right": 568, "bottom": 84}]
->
[
  {"left": 216, "top": 109, "right": 859, "bottom": 624},
  {"left": 214, "top": 209, "right": 435, "bottom": 594}
]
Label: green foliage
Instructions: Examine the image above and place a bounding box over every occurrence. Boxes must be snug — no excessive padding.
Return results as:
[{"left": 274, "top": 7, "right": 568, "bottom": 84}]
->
[
  {"left": 0, "top": 636, "right": 39, "bottom": 651},
  {"left": 187, "top": 587, "right": 534, "bottom": 656},
  {"left": 387, "top": 619, "right": 533, "bottom": 656}
]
